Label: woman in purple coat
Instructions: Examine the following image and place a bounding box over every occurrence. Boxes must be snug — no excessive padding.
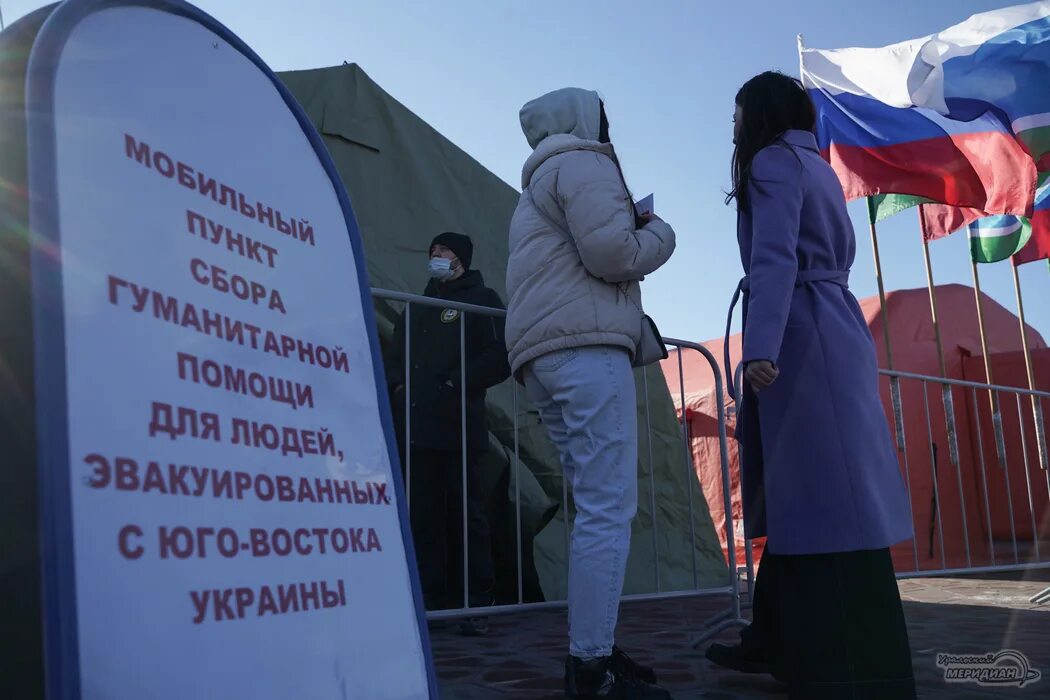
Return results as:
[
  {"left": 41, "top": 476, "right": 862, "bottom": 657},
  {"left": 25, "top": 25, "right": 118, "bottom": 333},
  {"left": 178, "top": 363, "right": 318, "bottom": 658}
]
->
[{"left": 704, "top": 72, "right": 917, "bottom": 700}]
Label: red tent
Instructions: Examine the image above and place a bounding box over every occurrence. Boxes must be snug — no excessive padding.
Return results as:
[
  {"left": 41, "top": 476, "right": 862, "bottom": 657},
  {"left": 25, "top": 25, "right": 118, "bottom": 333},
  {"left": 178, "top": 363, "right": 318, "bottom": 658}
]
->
[{"left": 663, "top": 284, "right": 1050, "bottom": 574}]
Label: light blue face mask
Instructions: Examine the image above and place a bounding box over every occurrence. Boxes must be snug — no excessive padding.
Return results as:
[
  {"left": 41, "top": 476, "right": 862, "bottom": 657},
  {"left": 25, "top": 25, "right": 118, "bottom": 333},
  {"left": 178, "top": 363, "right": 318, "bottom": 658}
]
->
[{"left": 428, "top": 256, "right": 454, "bottom": 281}]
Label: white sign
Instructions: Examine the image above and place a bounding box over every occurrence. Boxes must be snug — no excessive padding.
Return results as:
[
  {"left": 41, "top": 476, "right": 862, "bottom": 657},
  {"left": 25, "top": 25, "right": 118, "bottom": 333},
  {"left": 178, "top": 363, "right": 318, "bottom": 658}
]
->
[{"left": 28, "top": 2, "right": 433, "bottom": 698}]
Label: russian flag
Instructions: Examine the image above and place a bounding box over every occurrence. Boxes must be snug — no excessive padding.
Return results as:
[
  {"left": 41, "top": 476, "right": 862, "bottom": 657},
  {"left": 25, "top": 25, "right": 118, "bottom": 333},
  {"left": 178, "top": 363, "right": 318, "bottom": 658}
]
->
[{"left": 800, "top": 1, "right": 1047, "bottom": 216}]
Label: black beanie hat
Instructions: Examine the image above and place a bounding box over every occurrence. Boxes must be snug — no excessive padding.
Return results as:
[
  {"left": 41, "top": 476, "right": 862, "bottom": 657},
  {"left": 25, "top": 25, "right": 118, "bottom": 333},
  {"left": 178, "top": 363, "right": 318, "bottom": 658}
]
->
[{"left": 430, "top": 232, "right": 473, "bottom": 270}]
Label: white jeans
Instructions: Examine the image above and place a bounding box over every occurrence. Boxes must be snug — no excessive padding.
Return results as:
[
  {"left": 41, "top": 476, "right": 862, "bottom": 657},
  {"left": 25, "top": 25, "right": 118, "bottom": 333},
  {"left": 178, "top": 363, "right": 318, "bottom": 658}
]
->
[{"left": 523, "top": 346, "right": 638, "bottom": 659}]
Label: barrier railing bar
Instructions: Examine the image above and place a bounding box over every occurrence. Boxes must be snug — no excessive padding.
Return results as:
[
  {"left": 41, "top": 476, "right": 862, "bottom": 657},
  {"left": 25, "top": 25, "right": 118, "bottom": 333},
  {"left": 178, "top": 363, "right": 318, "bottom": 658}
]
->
[
  {"left": 895, "top": 561, "right": 1050, "bottom": 581},
  {"left": 998, "top": 389, "right": 1021, "bottom": 565},
  {"left": 404, "top": 303, "right": 411, "bottom": 515},
  {"left": 1045, "top": 464, "right": 1050, "bottom": 562},
  {"left": 942, "top": 385, "right": 962, "bottom": 474},
  {"left": 1015, "top": 393, "right": 1041, "bottom": 562},
  {"left": 992, "top": 392, "right": 1009, "bottom": 469},
  {"left": 676, "top": 349, "right": 700, "bottom": 590},
  {"left": 890, "top": 376, "right": 907, "bottom": 452},
  {"left": 461, "top": 311, "right": 470, "bottom": 609},
  {"left": 1034, "top": 397, "right": 1049, "bottom": 473},
  {"left": 743, "top": 541, "right": 755, "bottom": 606},
  {"left": 374, "top": 288, "right": 505, "bottom": 317},
  {"left": 642, "top": 370, "right": 661, "bottom": 593},
  {"left": 921, "top": 381, "right": 948, "bottom": 571},
  {"left": 968, "top": 387, "right": 997, "bottom": 568},
  {"left": 880, "top": 368, "right": 1050, "bottom": 399},
  {"left": 947, "top": 386, "right": 973, "bottom": 570},
  {"left": 728, "top": 364, "right": 755, "bottom": 604},
  {"left": 664, "top": 338, "right": 749, "bottom": 648},
  {"left": 513, "top": 382, "right": 524, "bottom": 605},
  {"left": 893, "top": 381, "right": 921, "bottom": 574},
  {"left": 426, "top": 585, "right": 737, "bottom": 621}
]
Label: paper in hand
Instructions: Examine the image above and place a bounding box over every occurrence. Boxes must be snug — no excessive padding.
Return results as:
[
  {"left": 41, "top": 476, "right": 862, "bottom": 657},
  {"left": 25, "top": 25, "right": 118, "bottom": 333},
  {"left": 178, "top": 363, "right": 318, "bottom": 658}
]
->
[{"left": 635, "top": 193, "right": 654, "bottom": 216}]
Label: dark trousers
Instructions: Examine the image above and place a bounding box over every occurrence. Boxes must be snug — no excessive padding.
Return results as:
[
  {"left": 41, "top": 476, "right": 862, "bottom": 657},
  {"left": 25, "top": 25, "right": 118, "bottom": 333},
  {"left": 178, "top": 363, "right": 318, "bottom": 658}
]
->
[
  {"left": 742, "top": 548, "right": 916, "bottom": 700},
  {"left": 407, "top": 448, "right": 494, "bottom": 610}
]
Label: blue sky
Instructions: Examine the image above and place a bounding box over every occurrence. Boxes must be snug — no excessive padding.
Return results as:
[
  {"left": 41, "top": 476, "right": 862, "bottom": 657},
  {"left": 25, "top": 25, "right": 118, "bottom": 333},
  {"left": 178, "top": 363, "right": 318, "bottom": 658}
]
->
[{"left": 6, "top": 0, "right": 1048, "bottom": 348}]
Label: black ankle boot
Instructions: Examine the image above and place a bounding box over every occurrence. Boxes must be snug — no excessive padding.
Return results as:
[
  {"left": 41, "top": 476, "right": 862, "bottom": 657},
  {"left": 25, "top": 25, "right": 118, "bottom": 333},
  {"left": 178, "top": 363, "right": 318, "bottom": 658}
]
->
[
  {"left": 611, "top": 646, "right": 657, "bottom": 684},
  {"left": 705, "top": 643, "right": 788, "bottom": 682},
  {"left": 565, "top": 654, "right": 672, "bottom": 699}
]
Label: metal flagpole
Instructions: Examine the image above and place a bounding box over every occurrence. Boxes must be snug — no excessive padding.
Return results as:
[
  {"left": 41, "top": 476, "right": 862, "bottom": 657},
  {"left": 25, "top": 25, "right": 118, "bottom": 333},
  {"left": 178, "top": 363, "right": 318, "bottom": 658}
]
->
[
  {"left": 970, "top": 260, "right": 1008, "bottom": 467},
  {"left": 1011, "top": 264, "right": 1048, "bottom": 471},
  {"left": 969, "top": 262, "right": 994, "bottom": 383},
  {"left": 867, "top": 197, "right": 905, "bottom": 452},
  {"left": 919, "top": 206, "right": 961, "bottom": 469},
  {"left": 868, "top": 198, "right": 896, "bottom": 367},
  {"left": 920, "top": 208, "right": 949, "bottom": 378}
]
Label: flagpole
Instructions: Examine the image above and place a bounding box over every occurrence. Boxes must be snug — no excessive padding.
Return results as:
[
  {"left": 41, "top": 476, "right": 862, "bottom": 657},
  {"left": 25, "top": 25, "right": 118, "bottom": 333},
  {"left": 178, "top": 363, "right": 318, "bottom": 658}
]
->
[
  {"left": 868, "top": 198, "right": 895, "bottom": 368},
  {"left": 1011, "top": 264, "right": 1048, "bottom": 471},
  {"left": 919, "top": 208, "right": 948, "bottom": 378},
  {"left": 919, "top": 206, "right": 961, "bottom": 469},
  {"left": 868, "top": 197, "right": 906, "bottom": 452},
  {"left": 969, "top": 262, "right": 994, "bottom": 382},
  {"left": 971, "top": 259, "right": 1007, "bottom": 466}
]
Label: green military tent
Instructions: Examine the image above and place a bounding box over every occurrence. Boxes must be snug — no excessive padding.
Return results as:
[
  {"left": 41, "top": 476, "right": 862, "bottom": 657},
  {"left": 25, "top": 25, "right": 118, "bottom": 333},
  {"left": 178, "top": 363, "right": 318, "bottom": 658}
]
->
[{"left": 277, "top": 63, "right": 728, "bottom": 602}]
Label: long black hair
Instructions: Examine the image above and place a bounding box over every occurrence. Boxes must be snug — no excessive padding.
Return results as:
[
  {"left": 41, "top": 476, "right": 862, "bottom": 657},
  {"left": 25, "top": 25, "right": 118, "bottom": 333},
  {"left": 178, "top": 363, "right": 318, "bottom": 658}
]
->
[
  {"left": 727, "top": 71, "right": 816, "bottom": 212},
  {"left": 599, "top": 100, "right": 646, "bottom": 229}
]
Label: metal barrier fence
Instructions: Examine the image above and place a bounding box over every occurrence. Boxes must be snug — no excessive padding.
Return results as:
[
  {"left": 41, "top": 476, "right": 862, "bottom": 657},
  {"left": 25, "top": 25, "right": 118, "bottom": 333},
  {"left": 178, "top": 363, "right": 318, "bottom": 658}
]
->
[
  {"left": 373, "top": 288, "right": 1050, "bottom": 638},
  {"left": 371, "top": 289, "right": 748, "bottom": 638},
  {"left": 729, "top": 369, "right": 1050, "bottom": 605},
  {"left": 876, "top": 369, "right": 1050, "bottom": 579}
]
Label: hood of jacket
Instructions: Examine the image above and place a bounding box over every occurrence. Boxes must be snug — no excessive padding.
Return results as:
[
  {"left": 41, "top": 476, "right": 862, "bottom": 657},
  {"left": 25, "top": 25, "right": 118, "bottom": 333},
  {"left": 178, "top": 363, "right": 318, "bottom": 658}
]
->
[
  {"left": 519, "top": 87, "right": 614, "bottom": 189},
  {"left": 519, "top": 87, "right": 601, "bottom": 149}
]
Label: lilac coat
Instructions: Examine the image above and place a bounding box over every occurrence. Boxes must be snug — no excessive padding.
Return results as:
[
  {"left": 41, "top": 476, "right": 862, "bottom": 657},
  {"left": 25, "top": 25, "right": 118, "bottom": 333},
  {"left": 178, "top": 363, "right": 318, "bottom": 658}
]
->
[{"left": 729, "top": 129, "right": 914, "bottom": 555}]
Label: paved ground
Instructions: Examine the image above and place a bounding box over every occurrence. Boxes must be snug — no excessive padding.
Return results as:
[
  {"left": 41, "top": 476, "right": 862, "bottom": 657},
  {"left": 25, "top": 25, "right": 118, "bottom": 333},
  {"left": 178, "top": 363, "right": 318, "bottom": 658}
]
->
[{"left": 432, "top": 569, "right": 1050, "bottom": 699}]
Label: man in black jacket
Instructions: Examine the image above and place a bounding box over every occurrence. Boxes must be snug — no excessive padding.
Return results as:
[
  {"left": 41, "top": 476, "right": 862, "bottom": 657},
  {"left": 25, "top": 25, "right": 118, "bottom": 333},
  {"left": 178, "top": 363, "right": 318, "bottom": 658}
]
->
[{"left": 388, "top": 232, "right": 510, "bottom": 633}]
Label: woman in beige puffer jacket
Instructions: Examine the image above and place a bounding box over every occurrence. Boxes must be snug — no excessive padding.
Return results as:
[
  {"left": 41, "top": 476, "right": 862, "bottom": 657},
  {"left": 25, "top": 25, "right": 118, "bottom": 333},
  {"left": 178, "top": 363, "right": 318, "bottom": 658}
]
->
[{"left": 506, "top": 88, "right": 675, "bottom": 700}]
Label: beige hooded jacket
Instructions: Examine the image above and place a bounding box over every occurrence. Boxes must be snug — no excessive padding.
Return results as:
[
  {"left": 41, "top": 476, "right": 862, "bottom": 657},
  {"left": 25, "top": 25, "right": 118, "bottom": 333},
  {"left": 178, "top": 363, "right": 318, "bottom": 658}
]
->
[{"left": 505, "top": 87, "right": 676, "bottom": 374}]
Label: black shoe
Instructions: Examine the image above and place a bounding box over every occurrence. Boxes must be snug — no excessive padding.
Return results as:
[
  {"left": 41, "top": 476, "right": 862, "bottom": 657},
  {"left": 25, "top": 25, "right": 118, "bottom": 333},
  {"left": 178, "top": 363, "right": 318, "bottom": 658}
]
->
[
  {"left": 611, "top": 646, "right": 658, "bottom": 685},
  {"left": 705, "top": 643, "right": 786, "bottom": 680},
  {"left": 704, "top": 643, "right": 774, "bottom": 674},
  {"left": 565, "top": 654, "right": 672, "bottom": 699},
  {"left": 457, "top": 616, "right": 489, "bottom": 636}
]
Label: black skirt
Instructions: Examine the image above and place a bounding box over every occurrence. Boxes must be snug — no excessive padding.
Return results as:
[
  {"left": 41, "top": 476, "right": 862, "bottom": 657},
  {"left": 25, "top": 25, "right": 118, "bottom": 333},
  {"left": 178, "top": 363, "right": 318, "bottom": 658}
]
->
[{"left": 741, "top": 548, "right": 916, "bottom": 700}]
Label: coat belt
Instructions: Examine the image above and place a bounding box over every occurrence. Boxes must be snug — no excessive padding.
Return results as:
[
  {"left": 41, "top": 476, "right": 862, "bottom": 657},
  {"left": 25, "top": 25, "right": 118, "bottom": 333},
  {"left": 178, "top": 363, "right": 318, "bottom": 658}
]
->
[{"left": 724, "top": 270, "right": 849, "bottom": 401}]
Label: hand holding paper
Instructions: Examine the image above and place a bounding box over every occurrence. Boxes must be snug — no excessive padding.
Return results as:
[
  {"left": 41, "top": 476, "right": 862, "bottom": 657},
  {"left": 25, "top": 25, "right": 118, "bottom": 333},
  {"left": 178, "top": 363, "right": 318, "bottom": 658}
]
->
[{"left": 635, "top": 193, "right": 654, "bottom": 216}]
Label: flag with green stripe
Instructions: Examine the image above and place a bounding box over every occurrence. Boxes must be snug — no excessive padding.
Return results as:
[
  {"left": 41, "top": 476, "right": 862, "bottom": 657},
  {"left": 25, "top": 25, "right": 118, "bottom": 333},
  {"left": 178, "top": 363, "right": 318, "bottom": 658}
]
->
[
  {"left": 866, "top": 193, "right": 986, "bottom": 240},
  {"left": 867, "top": 194, "right": 931, "bottom": 224},
  {"left": 968, "top": 215, "right": 1033, "bottom": 263},
  {"left": 978, "top": 172, "right": 1050, "bottom": 264}
]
